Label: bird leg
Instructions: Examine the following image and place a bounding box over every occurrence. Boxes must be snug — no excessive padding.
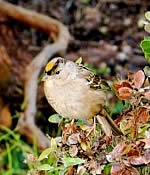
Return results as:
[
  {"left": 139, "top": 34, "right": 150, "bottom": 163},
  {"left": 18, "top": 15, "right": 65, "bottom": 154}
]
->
[{"left": 86, "top": 117, "right": 96, "bottom": 137}]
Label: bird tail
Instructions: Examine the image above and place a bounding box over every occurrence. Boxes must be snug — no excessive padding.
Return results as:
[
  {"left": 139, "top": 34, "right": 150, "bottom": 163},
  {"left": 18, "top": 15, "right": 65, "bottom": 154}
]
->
[{"left": 97, "top": 109, "right": 122, "bottom": 136}]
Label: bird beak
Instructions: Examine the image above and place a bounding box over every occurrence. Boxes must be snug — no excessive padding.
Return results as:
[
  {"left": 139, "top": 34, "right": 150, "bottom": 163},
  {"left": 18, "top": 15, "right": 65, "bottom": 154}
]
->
[{"left": 41, "top": 73, "right": 48, "bottom": 81}]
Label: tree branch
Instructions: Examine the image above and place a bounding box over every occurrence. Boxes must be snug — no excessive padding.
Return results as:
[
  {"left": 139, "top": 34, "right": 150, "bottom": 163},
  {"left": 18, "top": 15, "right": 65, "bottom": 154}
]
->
[{"left": 0, "top": 0, "right": 71, "bottom": 150}]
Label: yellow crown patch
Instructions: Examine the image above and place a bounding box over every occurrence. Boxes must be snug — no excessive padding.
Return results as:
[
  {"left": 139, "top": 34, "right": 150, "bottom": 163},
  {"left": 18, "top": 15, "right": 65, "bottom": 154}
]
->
[{"left": 45, "top": 59, "right": 57, "bottom": 72}]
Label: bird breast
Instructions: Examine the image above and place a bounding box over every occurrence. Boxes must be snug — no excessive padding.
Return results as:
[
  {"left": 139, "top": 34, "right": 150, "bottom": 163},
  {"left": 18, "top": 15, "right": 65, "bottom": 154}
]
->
[{"left": 44, "top": 77, "right": 106, "bottom": 120}]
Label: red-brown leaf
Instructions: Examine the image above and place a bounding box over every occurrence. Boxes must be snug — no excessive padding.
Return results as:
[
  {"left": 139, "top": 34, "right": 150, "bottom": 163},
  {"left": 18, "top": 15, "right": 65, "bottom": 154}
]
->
[
  {"left": 110, "top": 142, "right": 127, "bottom": 159},
  {"left": 113, "top": 84, "right": 122, "bottom": 90},
  {"left": 142, "top": 138, "right": 150, "bottom": 149},
  {"left": 128, "top": 149, "right": 140, "bottom": 157},
  {"left": 128, "top": 72, "right": 134, "bottom": 80},
  {"left": 118, "top": 87, "right": 133, "bottom": 100},
  {"left": 128, "top": 156, "right": 145, "bottom": 165},
  {"left": 144, "top": 91, "right": 150, "bottom": 100},
  {"left": 133, "top": 70, "right": 145, "bottom": 89},
  {"left": 121, "top": 81, "right": 133, "bottom": 89},
  {"left": 139, "top": 108, "right": 149, "bottom": 123},
  {"left": 144, "top": 150, "right": 150, "bottom": 164},
  {"left": 111, "top": 162, "right": 123, "bottom": 175}
]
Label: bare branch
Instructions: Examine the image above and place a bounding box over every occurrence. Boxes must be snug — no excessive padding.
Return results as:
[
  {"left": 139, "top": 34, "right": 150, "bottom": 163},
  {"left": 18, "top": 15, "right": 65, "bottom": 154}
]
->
[{"left": 0, "top": 0, "right": 71, "bottom": 150}]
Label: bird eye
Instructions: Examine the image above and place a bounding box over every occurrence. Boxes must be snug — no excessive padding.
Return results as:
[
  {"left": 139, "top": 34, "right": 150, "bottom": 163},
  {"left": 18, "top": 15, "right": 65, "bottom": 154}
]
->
[
  {"left": 55, "top": 71, "right": 60, "bottom": 75},
  {"left": 46, "top": 71, "right": 51, "bottom": 75}
]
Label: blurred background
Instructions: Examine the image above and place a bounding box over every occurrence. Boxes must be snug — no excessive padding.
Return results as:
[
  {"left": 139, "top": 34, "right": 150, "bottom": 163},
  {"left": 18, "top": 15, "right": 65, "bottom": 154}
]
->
[{"left": 0, "top": 0, "right": 149, "bottom": 174}]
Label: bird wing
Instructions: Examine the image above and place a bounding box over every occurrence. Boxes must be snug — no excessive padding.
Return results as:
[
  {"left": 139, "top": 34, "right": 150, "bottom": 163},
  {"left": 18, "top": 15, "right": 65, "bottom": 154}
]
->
[{"left": 77, "top": 64, "right": 109, "bottom": 90}]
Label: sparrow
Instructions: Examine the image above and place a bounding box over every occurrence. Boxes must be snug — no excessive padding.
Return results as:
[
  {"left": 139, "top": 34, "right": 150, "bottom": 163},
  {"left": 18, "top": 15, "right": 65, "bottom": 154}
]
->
[{"left": 43, "top": 57, "right": 121, "bottom": 136}]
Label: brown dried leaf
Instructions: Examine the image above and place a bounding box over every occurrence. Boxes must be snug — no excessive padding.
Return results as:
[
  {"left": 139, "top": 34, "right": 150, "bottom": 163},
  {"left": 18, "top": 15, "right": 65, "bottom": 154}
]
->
[
  {"left": 88, "top": 160, "right": 104, "bottom": 175},
  {"left": 109, "top": 142, "right": 127, "bottom": 160},
  {"left": 142, "top": 138, "right": 150, "bottom": 149},
  {"left": 128, "top": 72, "right": 134, "bottom": 81},
  {"left": 128, "top": 149, "right": 140, "bottom": 157},
  {"left": 118, "top": 87, "right": 133, "bottom": 100},
  {"left": 0, "top": 105, "right": 12, "bottom": 127},
  {"left": 128, "top": 156, "right": 145, "bottom": 165},
  {"left": 144, "top": 150, "right": 150, "bottom": 164},
  {"left": 128, "top": 151, "right": 150, "bottom": 165},
  {"left": 111, "top": 162, "right": 123, "bottom": 175},
  {"left": 125, "top": 167, "right": 140, "bottom": 175},
  {"left": 113, "top": 81, "right": 132, "bottom": 91},
  {"left": 80, "top": 141, "right": 91, "bottom": 151},
  {"left": 121, "top": 81, "right": 133, "bottom": 89},
  {"left": 69, "top": 145, "right": 78, "bottom": 157},
  {"left": 111, "top": 162, "right": 139, "bottom": 175},
  {"left": 27, "top": 153, "right": 38, "bottom": 162},
  {"left": 77, "top": 166, "right": 86, "bottom": 175},
  {"left": 138, "top": 108, "right": 149, "bottom": 123},
  {"left": 133, "top": 70, "right": 145, "bottom": 89},
  {"left": 67, "top": 133, "right": 80, "bottom": 145},
  {"left": 66, "top": 167, "right": 75, "bottom": 175},
  {"left": 113, "top": 84, "right": 122, "bottom": 91},
  {"left": 144, "top": 91, "right": 150, "bottom": 100}
]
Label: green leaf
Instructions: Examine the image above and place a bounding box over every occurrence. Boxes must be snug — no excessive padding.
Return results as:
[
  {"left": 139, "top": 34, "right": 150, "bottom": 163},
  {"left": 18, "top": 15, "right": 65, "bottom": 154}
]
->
[
  {"left": 104, "top": 164, "right": 112, "bottom": 175},
  {"left": 106, "top": 145, "right": 113, "bottom": 153},
  {"left": 138, "top": 124, "right": 150, "bottom": 138},
  {"left": 38, "top": 148, "right": 51, "bottom": 161},
  {"left": 76, "top": 120, "right": 88, "bottom": 127},
  {"left": 144, "top": 36, "right": 150, "bottom": 40},
  {"left": 83, "top": 173, "right": 89, "bottom": 175},
  {"left": 63, "top": 157, "right": 85, "bottom": 167},
  {"left": 140, "top": 39, "right": 150, "bottom": 62},
  {"left": 84, "top": 63, "right": 110, "bottom": 75},
  {"left": 120, "top": 119, "right": 131, "bottom": 136},
  {"left": 75, "top": 57, "right": 82, "bottom": 64},
  {"left": 110, "top": 101, "right": 123, "bottom": 116},
  {"left": 141, "top": 39, "right": 150, "bottom": 53},
  {"left": 144, "top": 66, "right": 150, "bottom": 77},
  {"left": 145, "top": 52, "right": 150, "bottom": 61},
  {"left": 38, "top": 164, "right": 54, "bottom": 171},
  {"left": 145, "top": 12, "right": 150, "bottom": 21},
  {"left": 59, "top": 171, "right": 65, "bottom": 175},
  {"left": 145, "top": 24, "right": 150, "bottom": 33},
  {"left": 51, "top": 138, "right": 57, "bottom": 150},
  {"left": 123, "top": 101, "right": 130, "bottom": 109},
  {"left": 48, "top": 114, "right": 62, "bottom": 124},
  {"left": 11, "top": 150, "right": 27, "bottom": 169}
]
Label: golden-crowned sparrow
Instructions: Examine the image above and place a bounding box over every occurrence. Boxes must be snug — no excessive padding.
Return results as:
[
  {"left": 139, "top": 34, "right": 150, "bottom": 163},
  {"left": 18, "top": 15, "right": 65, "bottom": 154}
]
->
[{"left": 43, "top": 57, "right": 121, "bottom": 135}]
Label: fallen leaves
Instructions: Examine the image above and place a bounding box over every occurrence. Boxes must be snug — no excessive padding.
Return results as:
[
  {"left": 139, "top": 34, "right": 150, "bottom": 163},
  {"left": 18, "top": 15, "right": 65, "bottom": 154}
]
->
[
  {"left": 28, "top": 68, "right": 150, "bottom": 175},
  {"left": 107, "top": 142, "right": 127, "bottom": 161},
  {"left": 106, "top": 69, "right": 150, "bottom": 174},
  {"left": 119, "top": 107, "right": 150, "bottom": 139},
  {"left": 113, "top": 70, "right": 148, "bottom": 100},
  {"left": 128, "top": 150, "right": 150, "bottom": 165}
]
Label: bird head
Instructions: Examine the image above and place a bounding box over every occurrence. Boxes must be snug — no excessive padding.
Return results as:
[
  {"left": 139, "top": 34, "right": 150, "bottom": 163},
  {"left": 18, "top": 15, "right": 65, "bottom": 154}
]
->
[{"left": 42, "top": 57, "right": 65, "bottom": 81}]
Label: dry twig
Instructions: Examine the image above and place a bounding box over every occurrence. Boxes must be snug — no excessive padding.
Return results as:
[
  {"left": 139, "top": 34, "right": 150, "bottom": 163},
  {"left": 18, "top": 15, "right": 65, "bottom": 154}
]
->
[{"left": 0, "top": 0, "right": 71, "bottom": 149}]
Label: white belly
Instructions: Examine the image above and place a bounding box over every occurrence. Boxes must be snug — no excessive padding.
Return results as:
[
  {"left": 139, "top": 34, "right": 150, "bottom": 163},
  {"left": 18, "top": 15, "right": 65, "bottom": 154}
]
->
[{"left": 44, "top": 78, "right": 106, "bottom": 119}]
